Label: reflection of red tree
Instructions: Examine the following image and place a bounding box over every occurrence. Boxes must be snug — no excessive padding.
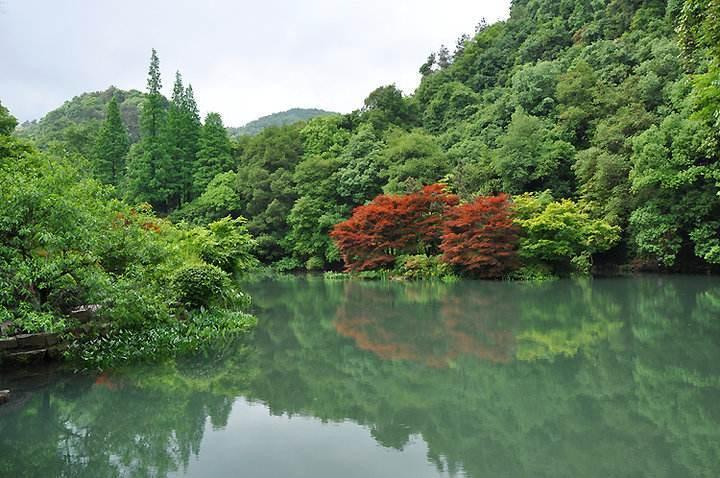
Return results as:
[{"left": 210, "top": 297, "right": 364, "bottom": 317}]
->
[
  {"left": 94, "top": 372, "right": 121, "bottom": 390},
  {"left": 335, "top": 317, "right": 426, "bottom": 363},
  {"left": 334, "top": 283, "right": 518, "bottom": 367}
]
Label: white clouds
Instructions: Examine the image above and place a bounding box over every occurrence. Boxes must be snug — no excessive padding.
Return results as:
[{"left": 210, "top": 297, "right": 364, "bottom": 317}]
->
[{"left": 0, "top": 0, "right": 509, "bottom": 125}]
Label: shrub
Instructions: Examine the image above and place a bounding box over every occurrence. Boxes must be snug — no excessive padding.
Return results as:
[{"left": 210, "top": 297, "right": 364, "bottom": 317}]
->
[
  {"left": 12, "top": 305, "right": 66, "bottom": 334},
  {"left": 305, "top": 256, "right": 325, "bottom": 271},
  {"left": 394, "top": 254, "right": 453, "bottom": 280},
  {"left": 68, "top": 310, "right": 256, "bottom": 369},
  {"left": 101, "top": 269, "right": 172, "bottom": 329},
  {"left": 197, "top": 216, "right": 257, "bottom": 274},
  {"left": 170, "top": 264, "right": 231, "bottom": 310},
  {"left": 272, "top": 257, "right": 302, "bottom": 273}
]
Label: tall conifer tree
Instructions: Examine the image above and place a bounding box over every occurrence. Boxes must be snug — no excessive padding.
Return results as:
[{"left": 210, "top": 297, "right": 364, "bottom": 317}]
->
[
  {"left": 162, "top": 72, "right": 191, "bottom": 208},
  {"left": 126, "top": 49, "right": 169, "bottom": 209},
  {"left": 162, "top": 73, "right": 202, "bottom": 207},
  {"left": 193, "top": 112, "right": 233, "bottom": 196},
  {"left": 182, "top": 84, "right": 202, "bottom": 203},
  {"left": 94, "top": 95, "right": 129, "bottom": 186}
]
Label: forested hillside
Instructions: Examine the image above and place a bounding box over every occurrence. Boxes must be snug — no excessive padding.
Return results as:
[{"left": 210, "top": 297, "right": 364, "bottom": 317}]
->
[
  {"left": 6, "top": 0, "right": 720, "bottom": 278},
  {"left": 227, "top": 108, "right": 336, "bottom": 137},
  {"left": 17, "top": 87, "right": 146, "bottom": 157}
]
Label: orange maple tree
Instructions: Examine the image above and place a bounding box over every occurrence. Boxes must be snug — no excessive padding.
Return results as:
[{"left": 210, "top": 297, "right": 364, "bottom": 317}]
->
[
  {"left": 440, "top": 194, "right": 519, "bottom": 278},
  {"left": 331, "top": 184, "right": 459, "bottom": 271}
]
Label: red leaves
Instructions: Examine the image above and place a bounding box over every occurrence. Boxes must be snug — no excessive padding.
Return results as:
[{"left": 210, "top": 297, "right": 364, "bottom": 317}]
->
[
  {"left": 332, "top": 187, "right": 519, "bottom": 277},
  {"left": 440, "top": 194, "right": 519, "bottom": 278},
  {"left": 330, "top": 184, "right": 458, "bottom": 271}
]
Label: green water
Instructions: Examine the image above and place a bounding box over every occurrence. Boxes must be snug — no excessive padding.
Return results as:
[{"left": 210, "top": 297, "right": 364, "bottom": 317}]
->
[{"left": 1, "top": 276, "right": 720, "bottom": 477}]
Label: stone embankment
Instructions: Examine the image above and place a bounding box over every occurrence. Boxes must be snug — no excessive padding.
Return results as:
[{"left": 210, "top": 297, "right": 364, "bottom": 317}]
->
[
  {"left": 0, "top": 304, "right": 101, "bottom": 366},
  {"left": 0, "top": 332, "right": 67, "bottom": 364}
]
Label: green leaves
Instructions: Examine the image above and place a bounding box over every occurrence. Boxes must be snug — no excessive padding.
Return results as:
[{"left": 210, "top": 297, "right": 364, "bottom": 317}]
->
[
  {"left": 514, "top": 194, "right": 621, "bottom": 274},
  {"left": 494, "top": 110, "right": 575, "bottom": 195},
  {"left": 0, "top": 100, "right": 17, "bottom": 135},
  {"left": 197, "top": 216, "right": 257, "bottom": 274},
  {"left": 170, "top": 264, "right": 230, "bottom": 310}
]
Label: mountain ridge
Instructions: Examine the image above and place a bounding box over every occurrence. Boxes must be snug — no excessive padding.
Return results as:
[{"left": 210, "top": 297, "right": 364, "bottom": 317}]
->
[{"left": 227, "top": 108, "right": 337, "bottom": 137}]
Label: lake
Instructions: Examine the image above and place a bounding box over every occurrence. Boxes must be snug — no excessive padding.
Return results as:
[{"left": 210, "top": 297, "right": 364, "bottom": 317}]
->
[{"left": 1, "top": 275, "right": 720, "bottom": 477}]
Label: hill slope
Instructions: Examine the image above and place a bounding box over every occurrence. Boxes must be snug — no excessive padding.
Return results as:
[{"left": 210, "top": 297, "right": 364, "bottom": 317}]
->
[
  {"left": 228, "top": 108, "right": 336, "bottom": 137},
  {"left": 17, "top": 86, "right": 145, "bottom": 156}
]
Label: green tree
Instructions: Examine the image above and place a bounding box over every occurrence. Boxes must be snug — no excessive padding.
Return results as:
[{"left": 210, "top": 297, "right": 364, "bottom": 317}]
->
[
  {"left": 514, "top": 193, "right": 621, "bottom": 274},
  {"left": 437, "top": 45, "right": 451, "bottom": 69},
  {"left": 0, "top": 100, "right": 17, "bottom": 135},
  {"left": 94, "top": 95, "right": 129, "bottom": 185},
  {"left": 334, "top": 124, "right": 386, "bottom": 206},
  {"left": 285, "top": 196, "right": 344, "bottom": 268},
  {"left": 381, "top": 130, "right": 450, "bottom": 193},
  {"left": 300, "top": 115, "right": 350, "bottom": 159},
  {"left": 125, "top": 49, "right": 169, "bottom": 209},
  {"left": 678, "top": 0, "right": 720, "bottom": 65},
  {"left": 510, "top": 60, "right": 561, "bottom": 117},
  {"left": 419, "top": 53, "right": 436, "bottom": 76},
  {"left": 194, "top": 112, "right": 233, "bottom": 196},
  {"left": 556, "top": 60, "right": 598, "bottom": 145},
  {"left": 163, "top": 72, "right": 201, "bottom": 208},
  {"left": 422, "top": 81, "right": 479, "bottom": 133},
  {"left": 494, "top": 109, "right": 575, "bottom": 195},
  {"left": 235, "top": 125, "right": 303, "bottom": 262},
  {"left": 362, "top": 85, "right": 414, "bottom": 130},
  {"left": 172, "top": 171, "right": 242, "bottom": 225},
  {"left": 629, "top": 112, "right": 719, "bottom": 266}
]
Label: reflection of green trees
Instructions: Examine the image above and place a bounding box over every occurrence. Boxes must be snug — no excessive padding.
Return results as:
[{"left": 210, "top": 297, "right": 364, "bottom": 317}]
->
[
  {"left": 241, "top": 277, "right": 720, "bottom": 477},
  {"left": 628, "top": 277, "right": 720, "bottom": 477},
  {"left": 0, "top": 347, "right": 257, "bottom": 477},
  {"left": 514, "top": 279, "right": 625, "bottom": 361},
  {"left": 2, "top": 277, "right": 720, "bottom": 477}
]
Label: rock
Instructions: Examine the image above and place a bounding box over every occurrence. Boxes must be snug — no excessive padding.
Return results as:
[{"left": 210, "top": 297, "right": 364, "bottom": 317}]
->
[
  {"left": 15, "top": 333, "right": 48, "bottom": 349},
  {"left": 70, "top": 304, "right": 102, "bottom": 323},
  {"left": 0, "top": 337, "right": 18, "bottom": 350},
  {"left": 45, "top": 333, "right": 60, "bottom": 346},
  {"left": 0, "top": 390, "right": 9, "bottom": 405},
  {"left": 46, "top": 344, "right": 68, "bottom": 360},
  {"left": 5, "top": 349, "right": 47, "bottom": 364}
]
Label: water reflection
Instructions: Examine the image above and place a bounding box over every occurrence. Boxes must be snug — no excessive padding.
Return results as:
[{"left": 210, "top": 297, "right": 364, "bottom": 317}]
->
[{"left": 1, "top": 276, "right": 720, "bottom": 477}]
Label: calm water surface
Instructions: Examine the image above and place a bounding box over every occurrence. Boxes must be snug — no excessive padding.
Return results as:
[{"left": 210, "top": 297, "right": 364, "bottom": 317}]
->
[{"left": 1, "top": 276, "right": 720, "bottom": 477}]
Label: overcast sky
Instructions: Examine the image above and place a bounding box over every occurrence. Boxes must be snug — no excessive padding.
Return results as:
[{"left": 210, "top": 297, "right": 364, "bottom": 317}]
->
[{"left": 0, "top": 0, "right": 509, "bottom": 126}]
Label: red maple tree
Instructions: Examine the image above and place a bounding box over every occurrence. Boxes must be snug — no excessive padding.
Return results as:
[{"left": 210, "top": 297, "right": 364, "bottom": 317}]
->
[
  {"left": 331, "top": 184, "right": 459, "bottom": 271},
  {"left": 440, "top": 194, "right": 519, "bottom": 278}
]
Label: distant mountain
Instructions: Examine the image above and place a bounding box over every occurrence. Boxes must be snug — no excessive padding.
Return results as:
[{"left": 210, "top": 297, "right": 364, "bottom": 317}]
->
[
  {"left": 17, "top": 87, "right": 146, "bottom": 151},
  {"left": 228, "top": 108, "right": 337, "bottom": 137}
]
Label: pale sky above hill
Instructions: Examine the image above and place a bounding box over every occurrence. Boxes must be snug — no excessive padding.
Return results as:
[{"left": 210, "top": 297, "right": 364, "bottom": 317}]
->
[{"left": 0, "top": 0, "right": 509, "bottom": 126}]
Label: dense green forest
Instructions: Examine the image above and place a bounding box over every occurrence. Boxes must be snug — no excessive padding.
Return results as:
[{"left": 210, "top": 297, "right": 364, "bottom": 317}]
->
[
  {"left": 1, "top": 0, "right": 719, "bottom": 356},
  {"left": 12, "top": 0, "right": 719, "bottom": 276}
]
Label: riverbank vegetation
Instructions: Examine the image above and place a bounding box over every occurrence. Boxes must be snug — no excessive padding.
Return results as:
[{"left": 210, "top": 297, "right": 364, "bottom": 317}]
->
[{"left": 0, "top": 106, "right": 256, "bottom": 365}]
